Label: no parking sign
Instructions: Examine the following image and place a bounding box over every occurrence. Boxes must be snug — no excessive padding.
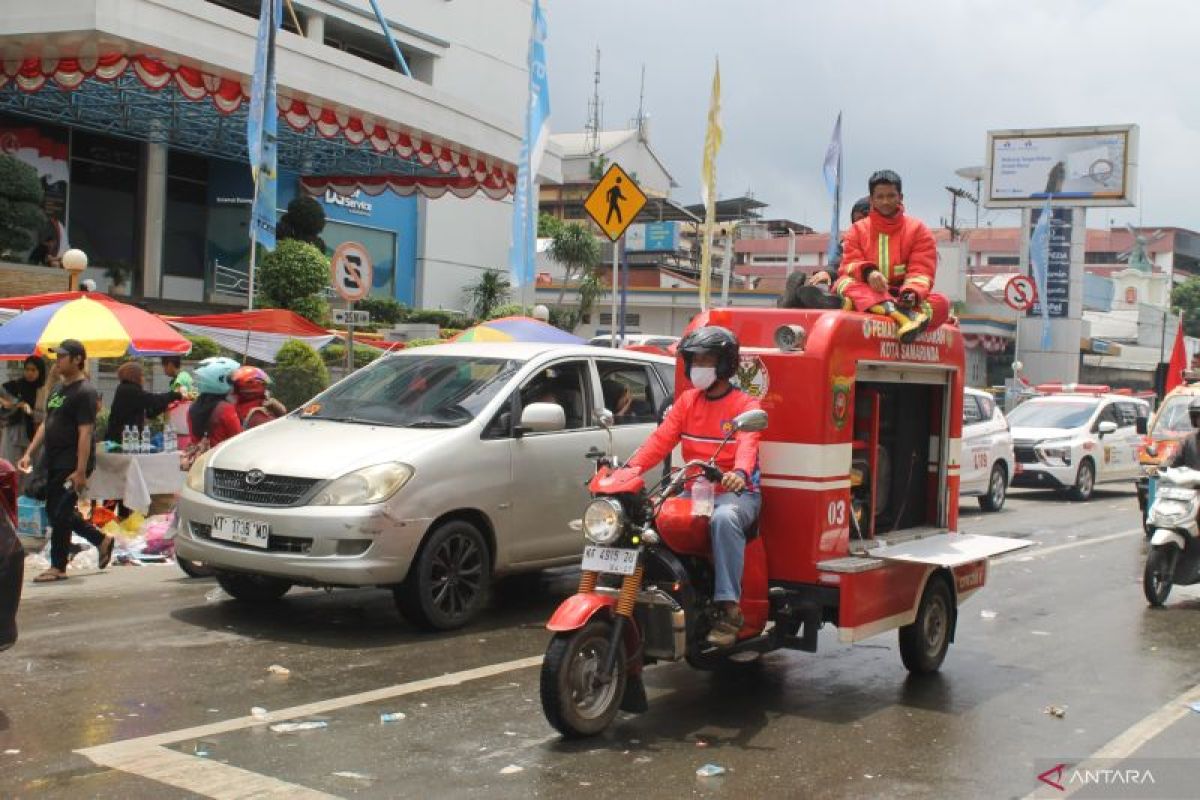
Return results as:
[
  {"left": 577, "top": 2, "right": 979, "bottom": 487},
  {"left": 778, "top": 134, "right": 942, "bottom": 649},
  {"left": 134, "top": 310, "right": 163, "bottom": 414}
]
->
[
  {"left": 1004, "top": 275, "right": 1037, "bottom": 311},
  {"left": 330, "top": 241, "right": 373, "bottom": 303}
]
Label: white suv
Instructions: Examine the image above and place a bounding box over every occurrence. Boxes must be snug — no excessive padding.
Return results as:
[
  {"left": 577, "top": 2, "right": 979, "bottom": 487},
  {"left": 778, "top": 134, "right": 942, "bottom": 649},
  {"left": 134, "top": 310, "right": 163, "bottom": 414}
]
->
[
  {"left": 1007, "top": 393, "right": 1149, "bottom": 501},
  {"left": 961, "top": 387, "right": 1014, "bottom": 511}
]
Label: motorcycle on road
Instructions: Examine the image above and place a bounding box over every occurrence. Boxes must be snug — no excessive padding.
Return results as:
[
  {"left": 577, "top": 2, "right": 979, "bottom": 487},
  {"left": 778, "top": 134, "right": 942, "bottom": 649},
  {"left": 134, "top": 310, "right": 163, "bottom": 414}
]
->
[{"left": 1143, "top": 466, "right": 1200, "bottom": 606}]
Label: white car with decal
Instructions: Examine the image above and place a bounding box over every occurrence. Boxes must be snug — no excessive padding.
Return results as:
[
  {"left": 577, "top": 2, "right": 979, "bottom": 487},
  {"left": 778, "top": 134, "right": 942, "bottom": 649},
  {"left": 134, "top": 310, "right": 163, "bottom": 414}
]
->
[
  {"left": 1007, "top": 392, "right": 1149, "bottom": 501},
  {"left": 960, "top": 387, "right": 1015, "bottom": 511}
]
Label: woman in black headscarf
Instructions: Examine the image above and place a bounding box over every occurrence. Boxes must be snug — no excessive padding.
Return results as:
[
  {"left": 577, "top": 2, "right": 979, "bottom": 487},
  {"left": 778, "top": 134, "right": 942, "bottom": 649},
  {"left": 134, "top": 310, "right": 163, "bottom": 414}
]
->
[
  {"left": 1, "top": 356, "right": 47, "bottom": 477},
  {"left": 104, "top": 361, "right": 180, "bottom": 444}
]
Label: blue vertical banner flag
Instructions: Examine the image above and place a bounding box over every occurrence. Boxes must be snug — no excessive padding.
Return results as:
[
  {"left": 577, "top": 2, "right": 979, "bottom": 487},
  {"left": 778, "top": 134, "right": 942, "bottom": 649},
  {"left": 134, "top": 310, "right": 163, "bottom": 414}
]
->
[
  {"left": 1029, "top": 198, "right": 1053, "bottom": 350},
  {"left": 247, "top": 0, "right": 281, "bottom": 251},
  {"left": 822, "top": 112, "right": 843, "bottom": 266},
  {"left": 509, "top": 0, "right": 550, "bottom": 288}
]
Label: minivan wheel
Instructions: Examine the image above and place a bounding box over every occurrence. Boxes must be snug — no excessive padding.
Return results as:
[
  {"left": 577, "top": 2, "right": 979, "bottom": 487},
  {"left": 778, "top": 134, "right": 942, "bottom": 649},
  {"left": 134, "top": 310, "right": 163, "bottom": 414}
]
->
[
  {"left": 396, "top": 520, "right": 491, "bottom": 631},
  {"left": 1067, "top": 459, "right": 1095, "bottom": 501},
  {"left": 214, "top": 571, "right": 292, "bottom": 603},
  {"left": 978, "top": 463, "right": 1008, "bottom": 512}
]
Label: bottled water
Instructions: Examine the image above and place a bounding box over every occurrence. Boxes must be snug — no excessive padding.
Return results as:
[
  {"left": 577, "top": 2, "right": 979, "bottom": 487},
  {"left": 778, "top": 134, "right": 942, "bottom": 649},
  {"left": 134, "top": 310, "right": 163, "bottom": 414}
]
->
[
  {"left": 164, "top": 428, "right": 177, "bottom": 453},
  {"left": 691, "top": 475, "right": 715, "bottom": 517},
  {"left": 140, "top": 426, "right": 152, "bottom": 453},
  {"left": 122, "top": 426, "right": 135, "bottom": 453}
]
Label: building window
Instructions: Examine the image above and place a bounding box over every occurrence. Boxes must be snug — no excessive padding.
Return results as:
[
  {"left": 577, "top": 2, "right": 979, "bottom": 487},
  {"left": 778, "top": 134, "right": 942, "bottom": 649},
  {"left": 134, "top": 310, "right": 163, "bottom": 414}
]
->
[
  {"left": 986, "top": 256, "right": 1020, "bottom": 266},
  {"left": 599, "top": 313, "right": 640, "bottom": 327},
  {"left": 69, "top": 131, "right": 141, "bottom": 287},
  {"left": 1086, "top": 251, "right": 1119, "bottom": 264},
  {"left": 163, "top": 150, "right": 209, "bottom": 281},
  {"left": 205, "top": 0, "right": 302, "bottom": 34},
  {"left": 1125, "top": 287, "right": 1137, "bottom": 304},
  {"left": 324, "top": 16, "right": 433, "bottom": 84}
]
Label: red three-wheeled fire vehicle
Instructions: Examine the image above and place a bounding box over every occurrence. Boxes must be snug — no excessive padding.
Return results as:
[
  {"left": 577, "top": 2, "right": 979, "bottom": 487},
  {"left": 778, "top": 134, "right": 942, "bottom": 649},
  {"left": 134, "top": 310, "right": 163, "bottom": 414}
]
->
[{"left": 540, "top": 306, "right": 1031, "bottom": 737}]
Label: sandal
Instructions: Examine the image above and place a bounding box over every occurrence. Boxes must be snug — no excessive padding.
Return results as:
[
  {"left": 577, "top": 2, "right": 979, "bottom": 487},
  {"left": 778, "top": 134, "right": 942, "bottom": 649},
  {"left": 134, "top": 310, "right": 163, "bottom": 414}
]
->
[
  {"left": 33, "top": 569, "right": 68, "bottom": 583},
  {"left": 98, "top": 535, "right": 115, "bottom": 570}
]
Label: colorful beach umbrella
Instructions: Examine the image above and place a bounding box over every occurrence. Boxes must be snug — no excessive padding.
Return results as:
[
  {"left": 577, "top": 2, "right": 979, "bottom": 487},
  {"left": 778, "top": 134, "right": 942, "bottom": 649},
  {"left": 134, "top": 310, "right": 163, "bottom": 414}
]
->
[
  {"left": 0, "top": 294, "right": 191, "bottom": 358},
  {"left": 451, "top": 316, "right": 584, "bottom": 345}
]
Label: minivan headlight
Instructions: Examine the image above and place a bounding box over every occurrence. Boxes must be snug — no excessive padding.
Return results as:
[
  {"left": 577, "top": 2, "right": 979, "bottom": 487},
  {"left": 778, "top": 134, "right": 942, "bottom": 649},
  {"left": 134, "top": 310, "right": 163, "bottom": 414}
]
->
[
  {"left": 312, "top": 463, "right": 415, "bottom": 506},
  {"left": 1036, "top": 439, "right": 1073, "bottom": 465},
  {"left": 583, "top": 498, "right": 624, "bottom": 545},
  {"left": 186, "top": 449, "right": 215, "bottom": 493}
]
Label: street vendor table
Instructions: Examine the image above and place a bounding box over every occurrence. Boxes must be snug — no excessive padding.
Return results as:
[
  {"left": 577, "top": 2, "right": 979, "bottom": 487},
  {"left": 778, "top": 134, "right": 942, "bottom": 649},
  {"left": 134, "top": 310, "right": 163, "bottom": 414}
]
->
[{"left": 89, "top": 452, "right": 184, "bottom": 514}]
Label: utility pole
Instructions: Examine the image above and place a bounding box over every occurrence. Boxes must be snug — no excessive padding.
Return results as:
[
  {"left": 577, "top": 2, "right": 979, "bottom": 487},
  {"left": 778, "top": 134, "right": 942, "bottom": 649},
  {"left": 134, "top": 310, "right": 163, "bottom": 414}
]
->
[
  {"left": 586, "top": 47, "right": 603, "bottom": 154},
  {"left": 946, "top": 186, "right": 977, "bottom": 242}
]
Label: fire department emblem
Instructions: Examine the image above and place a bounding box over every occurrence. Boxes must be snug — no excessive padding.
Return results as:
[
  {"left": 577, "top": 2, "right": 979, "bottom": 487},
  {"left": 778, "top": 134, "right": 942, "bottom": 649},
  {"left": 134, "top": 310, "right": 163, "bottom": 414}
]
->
[
  {"left": 732, "top": 356, "right": 769, "bottom": 400},
  {"left": 831, "top": 377, "right": 853, "bottom": 429}
]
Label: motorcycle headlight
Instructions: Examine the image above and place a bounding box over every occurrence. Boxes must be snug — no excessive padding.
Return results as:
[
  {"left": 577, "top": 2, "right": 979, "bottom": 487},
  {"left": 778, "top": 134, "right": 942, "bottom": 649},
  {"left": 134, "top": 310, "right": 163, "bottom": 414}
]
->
[
  {"left": 186, "top": 449, "right": 214, "bottom": 493},
  {"left": 583, "top": 498, "right": 624, "bottom": 545},
  {"left": 311, "top": 462, "right": 415, "bottom": 506}
]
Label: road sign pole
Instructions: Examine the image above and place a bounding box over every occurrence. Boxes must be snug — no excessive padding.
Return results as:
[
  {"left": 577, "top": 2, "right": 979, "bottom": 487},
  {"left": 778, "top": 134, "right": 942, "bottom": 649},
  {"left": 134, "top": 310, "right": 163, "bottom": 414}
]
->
[
  {"left": 346, "top": 300, "right": 355, "bottom": 373},
  {"left": 610, "top": 239, "right": 619, "bottom": 348}
]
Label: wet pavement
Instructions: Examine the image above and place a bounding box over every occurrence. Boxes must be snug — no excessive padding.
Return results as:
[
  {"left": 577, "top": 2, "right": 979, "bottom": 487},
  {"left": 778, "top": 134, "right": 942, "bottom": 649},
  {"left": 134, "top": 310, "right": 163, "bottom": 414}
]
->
[{"left": 3, "top": 485, "right": 1200, "bottom": 798}]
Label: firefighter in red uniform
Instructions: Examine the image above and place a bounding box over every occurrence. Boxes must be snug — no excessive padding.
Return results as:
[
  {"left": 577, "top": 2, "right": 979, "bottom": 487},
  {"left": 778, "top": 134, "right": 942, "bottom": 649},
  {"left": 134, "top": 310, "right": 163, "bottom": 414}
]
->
[
  {"left": 834, "top": 170, "right": 951, "bottom": 342},
  {"left": 624, "top": 327, "right": 762, "bottom": 647}
]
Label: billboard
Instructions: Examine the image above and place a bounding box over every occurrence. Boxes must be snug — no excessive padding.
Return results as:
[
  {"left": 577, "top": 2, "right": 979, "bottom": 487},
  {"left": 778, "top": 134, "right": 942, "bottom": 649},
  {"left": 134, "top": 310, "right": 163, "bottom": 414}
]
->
[
  {"left": 985, "top": 125, "right": 1137, "bottom": 207},
  {"left": 625, "top": 221, "right": 680, "bottom": 252}
]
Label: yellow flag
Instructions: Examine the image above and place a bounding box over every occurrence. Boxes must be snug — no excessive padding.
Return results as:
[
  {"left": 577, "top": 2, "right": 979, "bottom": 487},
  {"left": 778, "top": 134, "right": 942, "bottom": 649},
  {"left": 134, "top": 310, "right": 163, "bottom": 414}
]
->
[{"left": 699, "top": 58, "right": 722, "bottom": 310}]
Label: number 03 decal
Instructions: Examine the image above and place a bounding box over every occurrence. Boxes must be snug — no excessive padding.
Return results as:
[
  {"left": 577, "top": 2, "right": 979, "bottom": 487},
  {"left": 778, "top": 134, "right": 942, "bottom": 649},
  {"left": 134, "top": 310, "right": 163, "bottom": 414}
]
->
[{"left": 827, "top": 500, "right": 848, "bottom": 526}]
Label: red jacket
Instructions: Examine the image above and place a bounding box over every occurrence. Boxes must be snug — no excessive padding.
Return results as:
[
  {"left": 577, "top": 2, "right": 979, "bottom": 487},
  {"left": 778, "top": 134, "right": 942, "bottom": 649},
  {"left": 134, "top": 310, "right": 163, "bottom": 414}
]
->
[
  {"left": 189, "top": 400, "right": 242, "bottom": 446},
  {"left": 836, "top": 207, "right": 938, "bottom": 301},
  {"left": 626, "top": 387, "right": 762, "bottom": 492}
]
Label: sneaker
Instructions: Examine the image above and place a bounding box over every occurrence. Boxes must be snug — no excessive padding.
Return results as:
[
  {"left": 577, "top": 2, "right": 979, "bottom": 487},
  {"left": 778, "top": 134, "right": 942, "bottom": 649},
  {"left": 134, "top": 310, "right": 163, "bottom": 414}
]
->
[{"left": 705, "top": 605, "right": 745, "bottom": 648}]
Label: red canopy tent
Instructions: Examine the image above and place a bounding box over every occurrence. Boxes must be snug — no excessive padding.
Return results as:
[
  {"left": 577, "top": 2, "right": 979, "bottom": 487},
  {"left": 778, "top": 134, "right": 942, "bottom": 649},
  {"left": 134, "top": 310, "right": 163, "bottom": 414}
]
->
[{"left": 166, "top": 309, "right": 336, "bottom": 363}]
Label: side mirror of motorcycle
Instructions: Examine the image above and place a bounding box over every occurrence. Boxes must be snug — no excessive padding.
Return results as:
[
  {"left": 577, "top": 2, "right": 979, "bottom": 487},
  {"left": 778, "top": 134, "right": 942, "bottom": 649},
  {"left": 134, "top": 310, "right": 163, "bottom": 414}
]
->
[
  {"left": 517, "top": 402, "right": 566, "bottom": 435},
  {"left": 733, "top": 409, "right": 769, "bottom": 433}
]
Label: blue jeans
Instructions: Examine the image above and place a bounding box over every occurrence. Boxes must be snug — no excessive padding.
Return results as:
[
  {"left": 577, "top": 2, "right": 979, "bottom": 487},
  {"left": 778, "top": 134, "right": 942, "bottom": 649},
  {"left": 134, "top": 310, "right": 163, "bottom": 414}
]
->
[{"left": 710, "top": 491, "right": 761, "bottom": 603}]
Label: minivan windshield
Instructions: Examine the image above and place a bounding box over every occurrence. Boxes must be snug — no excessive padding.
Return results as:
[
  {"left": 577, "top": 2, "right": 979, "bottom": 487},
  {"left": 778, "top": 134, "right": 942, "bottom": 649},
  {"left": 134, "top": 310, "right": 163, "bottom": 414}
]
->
[
  {"left": 1007, "top": 399, "right": 1098, "bottom": 430},
  {"left": 1151, "top": 394, "right": 1196, "bottom": 438},
  {"left": 300, "top": 354, "right": 523, "bottom": 428}
]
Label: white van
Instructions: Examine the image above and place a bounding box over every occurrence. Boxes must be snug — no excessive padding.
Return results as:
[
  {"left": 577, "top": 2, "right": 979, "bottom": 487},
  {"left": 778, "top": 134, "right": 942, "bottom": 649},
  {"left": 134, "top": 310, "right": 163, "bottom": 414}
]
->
[
  {"left": 1007, "top": 392, "right": 1149, "bottom": 500},
  {"left": 961, "top": 387, "right": 1015, "bottom": 511}
]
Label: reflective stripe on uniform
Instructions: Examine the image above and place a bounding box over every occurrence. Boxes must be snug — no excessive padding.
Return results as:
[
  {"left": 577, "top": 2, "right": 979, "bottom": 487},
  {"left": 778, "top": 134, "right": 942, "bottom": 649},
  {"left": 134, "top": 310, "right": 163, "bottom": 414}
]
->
[
  {"left": 905, "top": 274, "right": 932, "bottom": 287},
  {"left": 877, "top": 233, "right": 890, "bottom": 280}
]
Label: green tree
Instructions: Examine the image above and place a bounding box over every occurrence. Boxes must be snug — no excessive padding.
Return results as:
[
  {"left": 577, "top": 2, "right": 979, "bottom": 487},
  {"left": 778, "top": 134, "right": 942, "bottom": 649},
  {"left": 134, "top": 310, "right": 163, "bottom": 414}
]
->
[
  {"left": 1171, "top": 279, "right": 1200, "bottom": 337},
  {"left": 465, "top": 270, "right": 511, "bottom": 319},
  {"left": 549, "top": 222, "right": 600, "bottom": 309},
  {"left": 356, "top": 296, "right": 408, "bottom": 325},
  {"left": 0, "top": 154, "right": 45, "bottom": 260},
  {"left": 257, "top": 239, "right": 331, "bottom": 324},
  {"left": 184, "top": 335, "right": 222, "bottom": 362},
  {"left": 272, "top": 339, "right": 330, "bottom": 410},
  {"left": 276, "top": 196, "right": 327, "bottom": 251},
  {"left": 538, "top": 212, "right": 564, "bottom": 239},
  {"left": 321, "top": 343, "right": 382, "bottom": 370}
]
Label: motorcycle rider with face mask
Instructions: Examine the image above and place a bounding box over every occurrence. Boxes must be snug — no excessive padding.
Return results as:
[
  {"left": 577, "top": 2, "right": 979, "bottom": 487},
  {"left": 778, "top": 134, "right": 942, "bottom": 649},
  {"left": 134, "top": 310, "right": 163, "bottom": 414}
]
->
[{"left": 624, "top": 326, "right": 763, "bottom": 647}]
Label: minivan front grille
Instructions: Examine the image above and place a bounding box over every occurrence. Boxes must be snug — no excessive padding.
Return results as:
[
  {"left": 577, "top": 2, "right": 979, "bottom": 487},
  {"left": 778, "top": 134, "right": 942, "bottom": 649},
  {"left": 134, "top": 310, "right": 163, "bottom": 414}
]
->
[
  {"left": 209, "top": 469, "right": 319, "bottom": 507},
  {"left": 1014, "top": 445, "right": 1039, "bottom": 464}
]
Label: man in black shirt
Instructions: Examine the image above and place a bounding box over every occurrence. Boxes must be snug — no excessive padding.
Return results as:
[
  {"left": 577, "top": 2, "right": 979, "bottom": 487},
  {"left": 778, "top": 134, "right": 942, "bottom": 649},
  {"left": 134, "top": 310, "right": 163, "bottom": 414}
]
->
[
  {"left": 18, "top": 339, "right": 113, "bottom": 582},
  {"left": 1172, "top": 399, "right": 1200, "bottom": 469}
]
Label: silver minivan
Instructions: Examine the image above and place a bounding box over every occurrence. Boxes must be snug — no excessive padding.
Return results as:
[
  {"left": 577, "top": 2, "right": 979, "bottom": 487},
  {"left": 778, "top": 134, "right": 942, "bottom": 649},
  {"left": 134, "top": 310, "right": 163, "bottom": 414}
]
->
[{"left": 175, "top": 343, "right": 675, "bottom": 629}]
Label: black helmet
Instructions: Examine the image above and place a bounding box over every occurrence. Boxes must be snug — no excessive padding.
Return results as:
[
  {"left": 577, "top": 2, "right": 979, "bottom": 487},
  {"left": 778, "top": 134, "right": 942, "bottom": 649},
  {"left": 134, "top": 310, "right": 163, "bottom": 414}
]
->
[{"left": 679, "top": 326, "right": 739, "bottom": 380}]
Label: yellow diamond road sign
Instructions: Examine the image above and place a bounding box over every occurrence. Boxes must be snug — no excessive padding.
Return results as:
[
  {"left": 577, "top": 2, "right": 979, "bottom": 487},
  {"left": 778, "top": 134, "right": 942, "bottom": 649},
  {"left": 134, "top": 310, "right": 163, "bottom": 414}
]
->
[{"left": 584, "top": 163, "right": 647, "bottom": 241}]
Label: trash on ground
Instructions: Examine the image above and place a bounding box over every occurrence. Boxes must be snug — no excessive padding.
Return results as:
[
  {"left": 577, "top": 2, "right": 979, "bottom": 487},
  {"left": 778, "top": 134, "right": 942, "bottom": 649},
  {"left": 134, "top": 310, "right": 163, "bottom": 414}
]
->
[
  {"left": 193, "top": 742, "right": 213, "bottom": 758},
  {"left": 499, "top": 764, "right": 524, "bottom": 775},
  {"left": 1030, "top": 630, "right": 1051, "bottom": 636},
  {"left": 270, "top": 721, "right": 328, "bottom": 733},
  {"left": 980, "top": 610, "right": 997, "bottom": 619},
  {"left": 267, "top": 664, "right": 290, "bottom": 677},
  {"left": 696, "top": 764, "right": 726, "bottom": 778},
  {"left": 332, "top": 771, "right": 376, "bottom": 781},
  {"left": 3, "top": 749, "right": 19, "bottom": 755},
  {"left": 206, "top": 587, "right": 230, "bottom": 603},
  {"left": 1043, "top": 705, "right": 1067, "bottom": 719},
  {"left": 503, "top": 730, "right": 517, "bottom": 736},
  {"left": 634, "top": 756, "right": 652, "bottom": 764},
  {"left": 251, "top": 707, "right": 269, "bottom": 720},
  {"left": 379, "top": 712, "right": 406, "bottom": 723},
  {"left": 1188, "top": 701, "right": 1200, "bottom": 714}
]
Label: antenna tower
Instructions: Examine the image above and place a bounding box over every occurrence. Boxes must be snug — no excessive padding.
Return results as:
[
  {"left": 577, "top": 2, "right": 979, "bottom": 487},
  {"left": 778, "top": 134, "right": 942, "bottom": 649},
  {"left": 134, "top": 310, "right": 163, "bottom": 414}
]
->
[{"left": 585, "top": 47, "right": 603, "bottom": 154}]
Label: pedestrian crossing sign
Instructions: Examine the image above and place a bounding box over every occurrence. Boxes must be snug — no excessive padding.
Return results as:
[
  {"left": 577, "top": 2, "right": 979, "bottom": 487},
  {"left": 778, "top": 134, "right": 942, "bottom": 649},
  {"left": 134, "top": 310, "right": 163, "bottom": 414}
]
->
[{"left": 583, "top": 163, "right": 647, "bottom": 241}]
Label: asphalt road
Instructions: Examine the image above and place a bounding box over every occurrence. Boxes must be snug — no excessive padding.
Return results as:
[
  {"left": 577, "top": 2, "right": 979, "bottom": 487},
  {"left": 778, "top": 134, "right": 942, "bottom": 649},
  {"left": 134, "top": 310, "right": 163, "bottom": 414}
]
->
[{"left": 3, "top": 484, "right": 1199, "bottom": 799}]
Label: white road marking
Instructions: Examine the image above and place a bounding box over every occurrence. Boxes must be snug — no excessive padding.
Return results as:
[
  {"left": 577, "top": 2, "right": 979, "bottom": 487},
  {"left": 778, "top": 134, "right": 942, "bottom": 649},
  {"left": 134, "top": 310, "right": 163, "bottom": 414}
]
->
[
  {"left": 76, "top": 655, "right": 544, "bottom": 797},
  {"left": 993, "top": 528, "right": 1140, "bottom": 565},
  {"left": 87, "top": 745, "right": 339, "bottom": 800},
  {"left": 1023, "top": 681, "right": 1200, "bottom": 799}
]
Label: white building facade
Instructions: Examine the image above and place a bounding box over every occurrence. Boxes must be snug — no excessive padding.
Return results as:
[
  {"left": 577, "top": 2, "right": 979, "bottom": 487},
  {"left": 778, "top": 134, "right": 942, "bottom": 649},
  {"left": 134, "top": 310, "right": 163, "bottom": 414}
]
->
[{"left": 0, "top": 0, "right": 558, "bottom": 309}]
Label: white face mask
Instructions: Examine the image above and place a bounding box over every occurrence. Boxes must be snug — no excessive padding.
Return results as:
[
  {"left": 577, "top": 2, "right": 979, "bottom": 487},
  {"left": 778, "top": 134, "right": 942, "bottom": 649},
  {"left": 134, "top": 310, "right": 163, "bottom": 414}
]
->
[{"left": 689, "top": 366, "right": 717, "bottom": 391}]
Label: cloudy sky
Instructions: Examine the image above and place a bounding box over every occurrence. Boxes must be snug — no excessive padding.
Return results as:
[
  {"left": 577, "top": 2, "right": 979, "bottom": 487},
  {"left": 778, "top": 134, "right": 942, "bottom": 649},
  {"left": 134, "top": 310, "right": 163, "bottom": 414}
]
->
[{"left": 543, "top": 0, "right": 1199, "bottom": 232}]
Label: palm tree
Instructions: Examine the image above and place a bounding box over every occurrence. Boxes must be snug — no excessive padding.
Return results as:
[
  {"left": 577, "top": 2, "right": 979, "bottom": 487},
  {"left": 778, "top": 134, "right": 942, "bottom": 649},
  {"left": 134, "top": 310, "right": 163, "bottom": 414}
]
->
[
  {"left": 466, "top": 269, "right": 511, "bottom": 320},
  {"left": 550, "top": 222, "right": 600, "bottom": 309}
]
